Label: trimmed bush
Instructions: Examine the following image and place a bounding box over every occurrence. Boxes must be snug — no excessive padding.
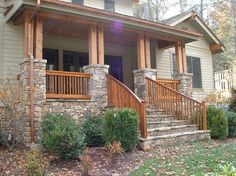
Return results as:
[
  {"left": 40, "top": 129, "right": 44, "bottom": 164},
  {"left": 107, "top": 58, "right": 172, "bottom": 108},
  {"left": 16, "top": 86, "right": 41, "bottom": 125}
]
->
[
  {"left": 229, "top": 88, "right": 236, "bottom": 112},
  {"left": 83, "top": 117, "right": 105, "bottom": 147},
  {"left": 103, "top": 108, "right": 138, "bottom": 152},
  {"left": 225, "top": 111, "right": 236, "bottom": 137},
  {"left": 42, "top": 114, "right": 86, "bottom": 159},
  {"left": 207, "top": 106, "right": 228, "bottom": 139}
]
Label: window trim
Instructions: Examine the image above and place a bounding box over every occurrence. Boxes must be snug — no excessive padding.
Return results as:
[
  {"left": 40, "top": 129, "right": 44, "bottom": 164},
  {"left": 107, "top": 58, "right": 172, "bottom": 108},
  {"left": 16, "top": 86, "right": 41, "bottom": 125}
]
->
[
  {"left": 104, "top": 0, "right": 115, "bottom": 12},
  {"left": 172, "top": 54, "right": 203, "bottom": 89}
]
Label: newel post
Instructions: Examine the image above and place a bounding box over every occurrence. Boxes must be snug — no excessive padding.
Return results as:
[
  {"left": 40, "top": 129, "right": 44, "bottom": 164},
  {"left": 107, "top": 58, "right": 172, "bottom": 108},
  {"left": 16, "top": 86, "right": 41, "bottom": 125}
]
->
[
  {"left": 202, "top": 101, "right": 207, "bottom": 130},
  {"left": 140, "top": 100, "right": 147, "bottom": 138}
]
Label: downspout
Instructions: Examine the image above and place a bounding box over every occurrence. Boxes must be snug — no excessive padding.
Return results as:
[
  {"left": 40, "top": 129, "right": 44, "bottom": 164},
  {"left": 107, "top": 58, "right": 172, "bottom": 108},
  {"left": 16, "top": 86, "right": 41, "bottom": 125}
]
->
[{"left": 28, "top": 0, "right": 41, "bottom": 144}]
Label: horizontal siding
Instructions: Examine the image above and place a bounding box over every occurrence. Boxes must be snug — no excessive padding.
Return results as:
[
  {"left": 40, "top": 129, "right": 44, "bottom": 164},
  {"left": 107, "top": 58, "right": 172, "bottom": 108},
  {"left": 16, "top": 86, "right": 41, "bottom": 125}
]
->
[
  {"left": 115, "top": 0, "right": 133, "bottom": 16},
  {"left": 157, "top": 38, "right": 214, "bottom": 101},
  {"left": 0, "top": 4, "right": 5, "bottom": 78},
  {"left": 84, "top": 0, "right": 104, "bottom": 10},
  {"left": 3, "top": 23, "right": 24, "bottom": 78}
]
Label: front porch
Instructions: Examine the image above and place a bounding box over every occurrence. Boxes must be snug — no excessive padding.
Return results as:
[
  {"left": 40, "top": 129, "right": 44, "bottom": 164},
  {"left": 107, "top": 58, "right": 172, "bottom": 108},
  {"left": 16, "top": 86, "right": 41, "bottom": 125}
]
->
[{"left": 12, "top": 1, "right": 209, "bottom": 146}]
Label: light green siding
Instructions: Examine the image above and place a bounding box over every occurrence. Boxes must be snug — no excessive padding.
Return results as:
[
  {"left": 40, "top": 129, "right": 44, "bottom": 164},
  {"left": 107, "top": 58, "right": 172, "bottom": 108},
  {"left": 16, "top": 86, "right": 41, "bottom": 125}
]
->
[{"left": 156, "top": 22, "right": 215, "bottom": 101}]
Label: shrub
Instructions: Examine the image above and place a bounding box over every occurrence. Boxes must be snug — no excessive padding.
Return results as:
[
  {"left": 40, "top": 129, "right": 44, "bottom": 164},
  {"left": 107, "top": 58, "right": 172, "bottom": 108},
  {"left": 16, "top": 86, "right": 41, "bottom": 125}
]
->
[
  {"left": 207, "top": 106, "right": 228, "bottom": 139},
  {"left": 0, "top": 78, "right": 25, "bottom": 151},
  {"left": 225, "top": 111, "right": 236, "bottom": 137},
  {"left": 83, "top": 117, "right": 105, "bottom": 147},
  {"left": 42, "top": 114, "right": 86, "bottom": 159},
  {"left": 103, "top": 108, "right": 138, "bottom": 152},
  {"left": 229, "top": 88, "right": 236, "bottom": 112},
  {"left": 24, "top": 150, "right": 48, "bottom": 176}
]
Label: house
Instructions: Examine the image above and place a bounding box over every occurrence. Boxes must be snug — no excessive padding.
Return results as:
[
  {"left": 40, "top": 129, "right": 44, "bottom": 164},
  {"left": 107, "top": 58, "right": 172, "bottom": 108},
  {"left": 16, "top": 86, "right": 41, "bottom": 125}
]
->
[
  {"left": 0, "top": 0, "right": 224, "bottom": 150},
  {"left": 214, "top": 69, "right": 233, "bottom": 99}
]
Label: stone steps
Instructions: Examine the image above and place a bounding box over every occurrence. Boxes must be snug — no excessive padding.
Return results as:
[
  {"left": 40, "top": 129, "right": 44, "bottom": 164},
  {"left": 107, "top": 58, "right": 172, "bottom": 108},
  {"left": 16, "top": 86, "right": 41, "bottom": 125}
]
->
[
  {"left": 147, "top": 120, "right": 186, "bottom": 128},
  {"left": 147, "top": 125, "right": 198, "bottom": 137},
  {"left": 139, "top": 130, "right": 211, "bottom": 150},
  {"left": 148, "top": 115, "right": 178, "bottom": 122}
]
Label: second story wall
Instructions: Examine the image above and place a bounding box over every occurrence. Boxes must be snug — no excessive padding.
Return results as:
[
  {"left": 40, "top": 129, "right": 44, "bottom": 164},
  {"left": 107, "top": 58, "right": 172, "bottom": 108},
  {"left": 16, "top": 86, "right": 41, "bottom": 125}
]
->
[{"left": 60, "top": 0, "right": 134, "bottom": 16}]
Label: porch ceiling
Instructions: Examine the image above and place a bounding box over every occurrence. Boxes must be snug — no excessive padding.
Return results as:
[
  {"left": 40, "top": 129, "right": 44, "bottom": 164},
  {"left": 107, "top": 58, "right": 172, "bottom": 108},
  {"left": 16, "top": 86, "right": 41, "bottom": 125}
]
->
[
  {"left": 44, "top": 18, "right": 137, "bottom": 46},
  {"left": 8, "top": 0, "right": 203, "bottom": 43}
]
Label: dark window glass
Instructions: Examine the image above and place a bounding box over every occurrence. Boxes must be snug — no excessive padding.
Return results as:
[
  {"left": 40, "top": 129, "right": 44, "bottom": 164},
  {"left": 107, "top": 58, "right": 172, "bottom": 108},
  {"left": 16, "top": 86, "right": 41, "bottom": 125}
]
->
[
  {"left": 105, "top": 0, "right": 115, "bottom": 12},
  {"left": 72, "top": 0, "right": 83, "bottom": 5},
  {"left": 43, "top": 48, "right": 59, "bottom": 70},
  {"left": 172, "top": 54, "right": 202, "bottom": 88},
  {"left": 63, "top": 51, "right": 88, "bottom": 72}
]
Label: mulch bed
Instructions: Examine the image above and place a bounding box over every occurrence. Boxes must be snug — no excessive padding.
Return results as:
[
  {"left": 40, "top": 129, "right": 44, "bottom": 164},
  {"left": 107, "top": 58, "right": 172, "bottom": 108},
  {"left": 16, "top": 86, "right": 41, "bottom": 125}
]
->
[
  {"left": 1, "top": 139, "right": 235, "bottom": 176},
  {"left": 0, "top": 146, "right": 152, "bottom": 176}
]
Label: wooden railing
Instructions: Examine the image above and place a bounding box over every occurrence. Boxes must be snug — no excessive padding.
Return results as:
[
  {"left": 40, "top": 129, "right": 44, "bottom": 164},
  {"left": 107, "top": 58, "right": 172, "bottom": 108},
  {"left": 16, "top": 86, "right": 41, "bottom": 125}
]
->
[
  {"left": 146, "top": 77, "right": 207, "bottom": 130},
  {"left": 46, "top": 70, "right": 92, "bottom": 99},
  {"left": 107, "top": 74, "right": 147, "bottom": 138},
  {"left": 156, "top": 78, "right": 180, "bottom": 91}
]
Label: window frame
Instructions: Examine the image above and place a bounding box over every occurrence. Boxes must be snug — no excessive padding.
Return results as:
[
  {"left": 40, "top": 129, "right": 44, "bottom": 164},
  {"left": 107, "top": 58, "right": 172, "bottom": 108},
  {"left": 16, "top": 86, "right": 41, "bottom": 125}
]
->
[
  {"left": 104, "top": 0, "right": 115, "bottom": 12},
  {"left": 172, "top": 54, "right": 203, "bottom": 89}
]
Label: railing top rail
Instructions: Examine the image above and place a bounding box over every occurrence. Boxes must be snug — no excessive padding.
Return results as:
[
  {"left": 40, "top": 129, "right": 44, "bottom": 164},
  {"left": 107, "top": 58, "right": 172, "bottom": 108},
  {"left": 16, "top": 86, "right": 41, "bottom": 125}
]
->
[
  {"left": 156, "top": 79, "right": 180, "bottom": 83},
  {"left": 46, "top": 70, "right": 92, "bottom": 78},
  {"left": 107, "top": 74, "right": 145, "bottom": 104},
  {"left": 146, "top": 77, "right": 201, "bottom": 104}
]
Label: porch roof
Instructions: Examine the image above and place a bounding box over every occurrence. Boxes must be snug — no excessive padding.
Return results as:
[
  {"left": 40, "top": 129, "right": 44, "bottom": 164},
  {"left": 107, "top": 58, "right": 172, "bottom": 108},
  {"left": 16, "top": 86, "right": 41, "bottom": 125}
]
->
[{"left": 6, "top": 0, "right": 202, "bottom": 43}]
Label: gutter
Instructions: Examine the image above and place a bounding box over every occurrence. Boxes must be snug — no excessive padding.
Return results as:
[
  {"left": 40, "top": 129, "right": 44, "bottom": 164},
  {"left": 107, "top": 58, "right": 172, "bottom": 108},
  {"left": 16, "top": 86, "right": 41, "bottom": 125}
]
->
[{"left": 28, "top": 0, "right": 41, "bottom": 144}]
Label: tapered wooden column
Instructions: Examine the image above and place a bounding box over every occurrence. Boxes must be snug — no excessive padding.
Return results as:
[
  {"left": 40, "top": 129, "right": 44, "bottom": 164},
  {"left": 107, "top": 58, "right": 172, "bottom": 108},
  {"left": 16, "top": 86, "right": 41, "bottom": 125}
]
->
[
  {"left": 144, "top": 35, "right": 151, "bottom": 68},
  {"left": 137, "top": 33, "right": 146, "bottom": 69},
  {"left": 34, "top": 17, "right": 43, "bottom": 60},
  {"left": 175, "top": 41, "right": 187, "bottom": 73},
  {"left": 24, "top": 14, "right": 34, "bottom": 58},
  {"left": 97, "top": 25, "right": 104, "bottom": 65},
  {"left": 88, "top": 24, "right": 98, "bottom": 64}
]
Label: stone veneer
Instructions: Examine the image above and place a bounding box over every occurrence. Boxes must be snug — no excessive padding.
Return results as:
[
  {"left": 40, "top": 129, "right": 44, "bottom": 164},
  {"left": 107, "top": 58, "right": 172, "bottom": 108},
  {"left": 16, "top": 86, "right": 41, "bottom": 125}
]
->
[
  {"left": 20, "top": 60, "right": 109, "bottom": 144},
  {"left": 133, "top": 69, "right": 157, "bottom": 100},
  {"left": 19, "top": 58, "right": 47, "bottom": 144},
  {"left": 174, "top": 73, "right": 193, "bottom": 97}
]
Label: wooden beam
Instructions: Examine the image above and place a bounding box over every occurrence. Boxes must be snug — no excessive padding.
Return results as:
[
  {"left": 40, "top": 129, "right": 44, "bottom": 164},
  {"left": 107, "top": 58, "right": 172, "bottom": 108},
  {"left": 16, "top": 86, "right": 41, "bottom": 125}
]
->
[
  {"left": 137, "top": 33, "right": 146, "bottom": 69},
  {"left": 97, "top": 25, "right": 104, "bottom": 64},
  {"left": 34, "top": 17, "right": 43, "bottom": 59},
  {"left": 144, "top": 35, "right": 151, "bottom": 68},
  {"left": 181, "top": 42, "right": 187, "bottom": 73},
  {"left": 210, "top": 43, "right": 222, "bottom": 52},
  {"left": 175, "top": 41, "right": 183, "bottom": 74},
  {"left": 88, "top": 24, "right": 97, "bottom": 64},
  {"left": 24, "top": 13, "right": 33, "bottom": 58}
]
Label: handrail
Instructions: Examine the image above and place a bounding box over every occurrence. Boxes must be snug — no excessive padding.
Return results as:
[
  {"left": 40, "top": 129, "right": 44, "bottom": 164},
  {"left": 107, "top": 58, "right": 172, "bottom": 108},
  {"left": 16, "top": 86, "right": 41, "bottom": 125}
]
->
[
  {"left": 107, "top": 74, "right": 147, "bottom": 138},
  {"left": 146, "top": 77, "right": 207, "bottom": 130},
  {"left": 46, "top": 70, "right": 92, "bottom": 99}
]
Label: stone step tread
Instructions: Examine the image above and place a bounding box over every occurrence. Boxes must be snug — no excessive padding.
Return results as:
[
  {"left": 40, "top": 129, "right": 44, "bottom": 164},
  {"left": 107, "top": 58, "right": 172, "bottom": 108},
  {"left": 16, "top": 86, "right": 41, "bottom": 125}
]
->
[
  {"left": 140, "top": 130, "right": 210, "bottom": 141},
  {"left": 147, "top": 114, "right": 177, "bottom": 118},
  {"left": 147, "top": 125, "right": 198, "bottom": 132},
  {"left": 147, "top": 120, "right": 185, "bottom": 124}
]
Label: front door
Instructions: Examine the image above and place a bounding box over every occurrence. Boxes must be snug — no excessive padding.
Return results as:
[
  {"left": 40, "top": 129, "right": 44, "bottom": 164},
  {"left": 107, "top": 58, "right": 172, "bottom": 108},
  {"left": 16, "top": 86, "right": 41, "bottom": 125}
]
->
[{"left": 105, "top": 56, "right": 123, "bottom": 82}]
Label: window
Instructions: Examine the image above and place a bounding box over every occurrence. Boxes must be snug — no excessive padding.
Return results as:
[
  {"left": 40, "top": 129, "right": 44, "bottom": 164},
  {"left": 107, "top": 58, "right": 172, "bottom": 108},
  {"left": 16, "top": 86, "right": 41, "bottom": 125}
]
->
[
  {"left": 43, "top": 48, "right": 59, "bottom": 70},
  {"left": 63, "top": 51, "right": 88, "bottom": 72},
  {"left": 221, "top": 82, "right": 226, "bottom": 90},
  {"left": 172, "top": 54, "right": 202, "bottom": 88},
  {"left": 72, "top": 0, "right": 83, "bottom": 5},
  {"left": 105, "top": 0, "right": 115, "bottom": 12}
]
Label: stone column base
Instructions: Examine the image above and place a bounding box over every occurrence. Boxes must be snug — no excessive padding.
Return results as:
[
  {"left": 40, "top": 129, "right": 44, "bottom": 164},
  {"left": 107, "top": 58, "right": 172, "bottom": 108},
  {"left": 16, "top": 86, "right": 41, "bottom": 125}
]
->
[
  {"left": 133, "top": 69, "right": 157, "bottom": 100},
  {"left": 19, "top": 58, "right": 47, "bottom": 144},
  {"left": 174, "top": 73, "right": 193, "bottom": 97},
  {"left": 83, "top": 64, "right": 109, "bottom": 109}
]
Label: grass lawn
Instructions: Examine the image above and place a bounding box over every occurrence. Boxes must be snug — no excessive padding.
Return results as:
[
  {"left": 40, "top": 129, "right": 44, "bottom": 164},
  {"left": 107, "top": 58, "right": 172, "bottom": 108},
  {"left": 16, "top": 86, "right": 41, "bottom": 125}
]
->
[{"left": 130, "top": 139, "right": 236, "bottom": 176}]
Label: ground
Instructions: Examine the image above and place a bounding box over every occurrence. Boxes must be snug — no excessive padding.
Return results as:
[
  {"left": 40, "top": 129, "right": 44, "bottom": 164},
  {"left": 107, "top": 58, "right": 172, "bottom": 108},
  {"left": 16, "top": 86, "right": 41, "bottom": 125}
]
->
[{"left": 0, "top": 139, "right": 235, "bottom": 176}]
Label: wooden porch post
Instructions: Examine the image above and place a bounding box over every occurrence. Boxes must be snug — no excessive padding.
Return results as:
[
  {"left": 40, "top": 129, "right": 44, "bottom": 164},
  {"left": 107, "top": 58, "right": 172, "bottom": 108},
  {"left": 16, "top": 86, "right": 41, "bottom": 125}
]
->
[
  {"left": 97, "top": 25, "right": 104, "bottom": 65},
  {"left": 24, "top": 14, "right": 33, "bottom": 58},
  {"left": 137, "top": 33, "right": 146, "bottom": 69},
  {"left": 34, "top": 17, "right": 43, "bottom": 60},
  {"left": 88, "top": 24, "right": 98, "bottom": 64},
  {"left": 175, "top": 41, "right": 187, "bottom": 73},
  {"left": 144, "top": 35, "right": 151, "bottom": 69}
]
